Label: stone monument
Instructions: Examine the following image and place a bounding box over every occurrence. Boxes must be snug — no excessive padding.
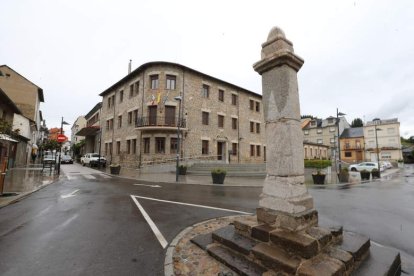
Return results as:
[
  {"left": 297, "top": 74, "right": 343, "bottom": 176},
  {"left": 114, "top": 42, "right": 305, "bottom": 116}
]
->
[
  {"left": 253, "top": 26, "right": 317, "bottom": 232},
  {"left": 186, "top": 27, "right": 402, "bottom": 275}
]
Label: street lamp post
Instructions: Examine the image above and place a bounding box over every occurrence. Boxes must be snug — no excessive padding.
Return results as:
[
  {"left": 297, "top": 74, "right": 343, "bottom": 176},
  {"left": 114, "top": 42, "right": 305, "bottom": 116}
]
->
[
  {"left": 375, "top": 126, "right": 382, "bottom": 177},
  {"left": 57, "top": 117, "right": 70, "bottom": 175},
  {"left": 174, "top": 96, "right": 182, "bottom": 182},
  {"left": 336, "top": 108, "right": 346, "bottom": 172}
]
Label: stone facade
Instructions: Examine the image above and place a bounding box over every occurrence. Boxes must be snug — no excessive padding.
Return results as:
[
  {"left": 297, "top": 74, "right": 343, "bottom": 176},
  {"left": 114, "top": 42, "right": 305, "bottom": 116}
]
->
[
  {"left": 71, "top": 116, "right": 86, "bottom": 145},
  {"left": 99, "top": 61, "right": 266, "bottom": 167},
  {"left": 303, "top": 142, "right": 329, "bottom": 160},
  {"left": 75, "top": 103, "right": 101, "bottom": 155}
]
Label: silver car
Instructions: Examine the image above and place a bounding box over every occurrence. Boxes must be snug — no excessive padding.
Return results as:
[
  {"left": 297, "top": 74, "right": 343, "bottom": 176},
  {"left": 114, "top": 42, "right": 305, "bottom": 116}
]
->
[{"left": 349, "top": 162, "right": 384, "bottom": 172}]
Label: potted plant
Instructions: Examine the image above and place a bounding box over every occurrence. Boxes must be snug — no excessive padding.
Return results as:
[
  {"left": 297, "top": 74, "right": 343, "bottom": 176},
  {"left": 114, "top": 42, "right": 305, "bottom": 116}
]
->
[
  {"left": 211, "top": 168, "right": 226, "bottom": 184},
  {"left": 338, "top": 167, "right": 349, "bottom": 183},
  {"left": 371, "top": 168, "right": 380, "bottom": 179},
  {"left": 360, "top": 169, "right": 370, "bottom": 181},
  {"left": 312, "top": 170, "right": 326, "bottom": 184},
  {"left": 110, "top": 163, "right": 121, "bottom": 175},
  {"left": 397, "top": 159, "right": 404, "bottom": 168},
  {"left": 178, "top": 165, "right": 187, "bottom": 175}
]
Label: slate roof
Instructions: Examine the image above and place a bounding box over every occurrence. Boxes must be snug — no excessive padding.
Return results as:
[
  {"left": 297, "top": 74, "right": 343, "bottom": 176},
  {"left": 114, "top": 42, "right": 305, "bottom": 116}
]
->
[{"left": 340, "top": 127, "right": 364, "bottom": 138}]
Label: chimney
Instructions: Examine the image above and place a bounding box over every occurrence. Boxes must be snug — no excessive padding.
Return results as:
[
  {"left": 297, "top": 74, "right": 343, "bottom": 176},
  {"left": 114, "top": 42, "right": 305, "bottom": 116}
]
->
[{"left": 128, "top": 59, "right": 132, "bottom": 74}]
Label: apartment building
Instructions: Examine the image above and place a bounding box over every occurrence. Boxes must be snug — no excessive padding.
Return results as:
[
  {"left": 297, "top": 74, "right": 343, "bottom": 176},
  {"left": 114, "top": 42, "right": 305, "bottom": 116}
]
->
[
  {"left": 302, "top": 116, "right": 350, "bottom": 159},
  {"left": 75, "top": 103, "right": 102, "bottom": 154},
  {"left": 364, "top": 118, "right": 402, "bottom": 161},
  {"left": 71, "top": 116, "right": 86, "bottom": 145},
  {"left": 99, "top": 61, "right": 265, "bottom": 167}
]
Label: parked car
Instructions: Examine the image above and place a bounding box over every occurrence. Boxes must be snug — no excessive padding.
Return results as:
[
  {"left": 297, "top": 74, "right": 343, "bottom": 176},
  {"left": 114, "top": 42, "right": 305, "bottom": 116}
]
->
[
  {"left": 349, "top": 162, "right": 384, "bottom": 172},
  {"left": 61, "top": 155, "right": 73, "bottom": 164},
  {"left": 380, "top": 161, "right": 393, "bottom": 169},
  {"left": 80, "top": 153, "right": 106, "bottom": 167}
]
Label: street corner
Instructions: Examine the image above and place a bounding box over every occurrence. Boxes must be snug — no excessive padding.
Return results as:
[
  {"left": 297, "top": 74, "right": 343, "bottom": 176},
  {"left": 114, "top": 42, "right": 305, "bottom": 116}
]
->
[{"left": 164, "top": 215, "right": 246, "bottom": 276}]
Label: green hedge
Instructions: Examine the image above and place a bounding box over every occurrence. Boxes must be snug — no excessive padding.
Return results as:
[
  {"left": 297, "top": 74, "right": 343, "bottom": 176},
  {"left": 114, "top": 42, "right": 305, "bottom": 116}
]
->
[{"left": 304, "top": 159, "right": 332, "bottom": 169}]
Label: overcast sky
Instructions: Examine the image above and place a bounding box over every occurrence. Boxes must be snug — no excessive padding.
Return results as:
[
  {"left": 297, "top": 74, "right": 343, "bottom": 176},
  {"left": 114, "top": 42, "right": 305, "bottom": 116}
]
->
[{"left": 1, "top": 0, "right": 413, "bottom": 138}]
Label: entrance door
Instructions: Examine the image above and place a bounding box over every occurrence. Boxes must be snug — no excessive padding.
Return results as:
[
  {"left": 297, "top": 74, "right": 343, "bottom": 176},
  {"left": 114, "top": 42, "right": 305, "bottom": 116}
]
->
[
  {"left": 148, "top": 106, "right": 157, "bottom": 126},
  {"left": 165, "top": 106, "right": 176, "bottom": 126},
  {"left": 217, "top": 142, "right": 225, "bottom": 161}
]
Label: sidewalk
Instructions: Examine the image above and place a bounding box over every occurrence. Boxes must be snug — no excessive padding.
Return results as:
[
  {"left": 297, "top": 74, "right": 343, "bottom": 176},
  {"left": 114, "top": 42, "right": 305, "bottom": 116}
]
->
[
  {"left": 102, "top": 165, "right": 401, "bottom": 187},
  {"left": 0, "top": 165, "right": 58, "bottom": 208}
]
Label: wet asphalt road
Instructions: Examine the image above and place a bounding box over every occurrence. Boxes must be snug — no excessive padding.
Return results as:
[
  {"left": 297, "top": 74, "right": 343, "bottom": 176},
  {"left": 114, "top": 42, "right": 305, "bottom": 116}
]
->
[{"left": 0, "top": 164, "right": 413, "bottom": 275}]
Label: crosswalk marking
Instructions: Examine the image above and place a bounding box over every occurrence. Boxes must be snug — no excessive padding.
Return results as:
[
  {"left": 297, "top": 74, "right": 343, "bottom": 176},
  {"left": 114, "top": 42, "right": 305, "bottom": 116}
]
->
[
  {"left": 65, "top": 174, "right": 111, "bottom": 181},
  {"left": 100, "top": 174, "right": 111, "bottom": 179},
  {"left": 83, "top": 174, "right": 96, "bottom": 179}
]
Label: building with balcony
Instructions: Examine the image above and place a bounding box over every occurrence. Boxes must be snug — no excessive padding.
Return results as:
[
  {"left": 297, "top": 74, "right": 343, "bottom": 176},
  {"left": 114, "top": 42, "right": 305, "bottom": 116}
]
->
[
  {"left": 302, "top": 116, "right": 350, "bottom": 159},
  {"left": 364, "top": 118, "right": 402, "bottom": 161},
  {"left": 99, "top": 61, "right": 265, "bottom": 167},
  {"left": 339, "top": 127, "right": 365, "bottom": 163},
  {"left": 75, "top": 103, "right": 102, "bottom": 155}
]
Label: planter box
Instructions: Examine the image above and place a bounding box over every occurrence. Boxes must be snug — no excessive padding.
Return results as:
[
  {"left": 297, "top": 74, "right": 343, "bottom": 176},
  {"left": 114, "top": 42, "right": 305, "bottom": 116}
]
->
[
  {"left": 338, "top": 172, "right": 349, "bottom": 183},
  {"left": 212, "top": 173, "right": 226, "bottom": 184},
  {"left": 371, "top": 171, "right": 381, "bottom": 179},
  {"left": 312, "top": 174, "right": 326, "bottom": 184},
  {"left": 360, "top": 171, "right": 370, "bottom": 181},
  {"left": 178, "top": 166, "right": 187, "bottom": 175},
  {"left": 110, "top": 166, "right": 121, "bottom": 175}
]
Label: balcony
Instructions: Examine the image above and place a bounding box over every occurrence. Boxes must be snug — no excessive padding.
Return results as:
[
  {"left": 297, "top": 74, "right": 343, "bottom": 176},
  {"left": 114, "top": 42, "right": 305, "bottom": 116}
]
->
[{"left": 136, "top": 116, "right": 187, "bottom": 131}]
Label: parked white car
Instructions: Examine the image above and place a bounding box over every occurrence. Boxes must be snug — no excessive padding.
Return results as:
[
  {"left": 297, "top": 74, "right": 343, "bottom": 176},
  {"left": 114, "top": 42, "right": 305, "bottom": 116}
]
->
[
  {"left": 380, "top": 161, "right": 393, "bottom": 169},
  {"left": 80, "top": 153, "right": 106, "bottom": 167},
  {"left": 349, "top": 162, "right": 384, "bottom": 172}
]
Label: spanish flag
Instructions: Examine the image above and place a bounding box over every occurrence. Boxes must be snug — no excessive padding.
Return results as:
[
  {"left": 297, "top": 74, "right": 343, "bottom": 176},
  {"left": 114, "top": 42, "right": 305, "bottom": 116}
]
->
[{"left": 157, "top": 91, "right": 161, "bottom": 104}]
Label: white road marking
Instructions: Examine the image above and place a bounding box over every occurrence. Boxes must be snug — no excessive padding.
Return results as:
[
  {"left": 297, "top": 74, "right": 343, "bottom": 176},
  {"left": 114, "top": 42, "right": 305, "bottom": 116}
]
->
[
  {"left": 130, "top": 195, "right": 168, "bottom": 249},
  {"left": 131, "top": 195, "right": 252, "bottom": 215},
  {"left": 133, "top": 184, "right": 161, "bottom": 188},
  {"left": 100, "top": 174, "right": 111, "bottom": 179},
  {"left": 66, "top": 174, "right": 75, "bottom": 180},
  {"left": 61, "top": 189, "right": 80, "bottom": 199},
  {"left": 83, "top": 174, "right": 96, "bottom": 179}
]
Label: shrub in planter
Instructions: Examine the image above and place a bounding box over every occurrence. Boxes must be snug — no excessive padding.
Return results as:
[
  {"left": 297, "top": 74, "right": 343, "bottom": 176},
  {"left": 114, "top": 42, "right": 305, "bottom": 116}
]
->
[
  {"left": 211, "top": 168, "right": 226, "bottom": 184},
  {"left": 371, "top": 168, "right": 380, "bottom": 179},
  {"left": 398, "top": 159, "right": 404, "bottom": 168},
  {"left": 360, "top": 169, "right": 370, "bottom": 181},
  {"left": 338, "top": 167, "right": 349, "bottom": 183},
  {"left": 312, "top": 170, "right": 326, "bottom": 184},
  {"left": 110, "top": 164, "right": 121, "bottom": 175},
  {"left": 178, "top": 165, "right": 187, "bottom": 175}
]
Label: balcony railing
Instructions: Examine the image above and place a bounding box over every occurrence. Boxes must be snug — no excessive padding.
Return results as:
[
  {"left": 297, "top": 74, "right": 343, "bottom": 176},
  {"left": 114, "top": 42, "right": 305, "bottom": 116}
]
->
[{"left": 136, "top": 116, "right": 186, "bottom": 128}]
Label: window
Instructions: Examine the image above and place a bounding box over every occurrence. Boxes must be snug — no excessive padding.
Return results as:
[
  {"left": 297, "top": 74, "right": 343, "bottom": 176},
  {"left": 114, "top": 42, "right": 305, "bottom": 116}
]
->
[
  {"left": 202, "top": 140, "right": 209, "bottom": 155},
  {"left": 304, "top": 130, "right": 309, "bottom": 135},
  {"left": 134, "top": 81, "right": 140, "bottom": 95},
  {"left": 387, "top": 128, "right": 395, "bottom": 134},
  {"left": 119, "top": 90, "right": 124, "bottom": 103},
  {"left": 329, "top": 127, "right": 336, "bottom": 132},
  {"left": 327, "top": 118, "right": 334, "bottom": 124},
  {"left": 256, "top": 145, "right": 261, "bottom": 157},
  {"left": 317, "top": 139, "right": 323, "bottom": 144},
  {"left": 108, "top": 96, "right": 112, "bottom": 108},
  {"left": 129, "top": 84, "right": 134, "bottom": 97},
  {"left": 106, "top": 120, "right": 110, "bottom": 130},
  {"left": 264, "top": 146, "right": 266, "bottom": 161},
  {"left": 218, "top": 115, "right": 224, "bottom": 128},
  {"left": 218, "top": 89, "right": 224, "bottom": 102},
  {"left": 106, "top": 119, "right": 113, "bottom": 130},
  {"left": 150, "top": 75, "right": 159, "bottom": 89},
  {"left": 356, "top": 140, "right": 361, "bottom": 149},
  {"left": 133, "top": 109, "right": 138, "bottom": 125},
  {"left": 144, "top": 138, "right": 150, "bottom": 154},
  {"left": 330, "top": 138, "right": 335, "bottom": 144},
  {"left": 250, "top": 145, "right": 255, "bottom": 157},
  {"left": 256, "top": 123, "right": 260, "bottom": 134},
  {"left": 304, "top": 148, "right": 308, "bottom": 158},
  {"left": 232, "top": 143, "right": 237, "bottom": 156},
  {"left": 381, "top": 152, "right": 391, "bottom": 159},
  {"left": 118, "top": 115, "right": 122, "bottom": 128},
  {"left": 127, "top": 140, "right": 131, "bottom": 154},
  {"left": 317, "top": 129, "right": 322, "bottom": 134},
  {"left": 345, "top": 142, "right": 350, "bottom": 149},
  {"left": 255, "top": 102, "right": 260, "bottom": 112},
  {"left": 202, "top": 112, "right": 209, "bottom": 125},
  {"left": 155, "top": 137, "right": 165, "bottom": 153},
  {"left": 128, "top": 111, "right": 132, "bottom": 125},
  {"left": 170, "top": 138, "right": 178, "bottom": 154},
  {"left": 345, "top": 152, "right": 352, "bottom": 157},
  {"left": 116, "top": 141, "right": 121, "bottom": 154},
  {"left": 202, "top": 84, "right": 209, "bottom": 98},
  {"left": 249, "top": 100, "right": 254, "bottom": 110},
  {"left": 132, "top": 139, "right": 137, "bottom": 154},
  {"left": 250, "top": 121, "right": 254, "bottom": 133},
  {"left": 108, "top": 142, "right": 112, "bottom": 154},
  {"left": 105, "top": 143, "right": 108, "bottom": 155},
  {"left": 232, "top": 118, "right": 237, "bottom": 130},
  {"left": 166, "top": 75, "right": 176, "bottom": 90},
  {"left": 231, "top": 94, "right": 238, "bottom": 105}
]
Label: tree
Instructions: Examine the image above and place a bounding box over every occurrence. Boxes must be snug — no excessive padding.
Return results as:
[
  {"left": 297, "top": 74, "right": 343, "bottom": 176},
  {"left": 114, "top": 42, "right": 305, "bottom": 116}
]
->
[{"left": 351, "top": 118, "right": 363, "bottom": 128}]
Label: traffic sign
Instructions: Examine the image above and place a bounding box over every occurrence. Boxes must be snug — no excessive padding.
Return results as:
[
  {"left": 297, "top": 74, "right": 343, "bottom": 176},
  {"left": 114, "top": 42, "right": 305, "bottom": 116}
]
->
[{"left": 57, "top": 134, "right": 67, "bottom": 143}]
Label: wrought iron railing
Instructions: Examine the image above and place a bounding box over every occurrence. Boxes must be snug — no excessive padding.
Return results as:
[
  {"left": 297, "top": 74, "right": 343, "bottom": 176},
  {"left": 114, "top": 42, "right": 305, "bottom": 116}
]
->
[{"left": 136, "top": 116, "right": 186, "bottom": 128}]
